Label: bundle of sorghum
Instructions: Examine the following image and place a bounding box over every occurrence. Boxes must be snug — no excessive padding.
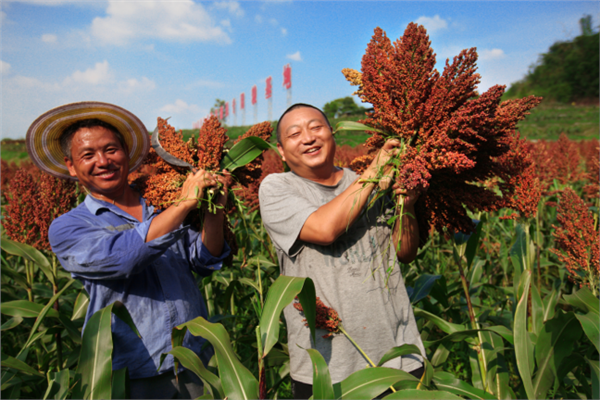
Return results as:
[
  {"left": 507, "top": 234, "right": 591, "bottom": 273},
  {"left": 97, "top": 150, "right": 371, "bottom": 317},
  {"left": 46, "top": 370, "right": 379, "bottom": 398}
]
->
[
  {"left": 334, "top": 144, "right": 368, "bottom": 169},
  {"left": 2, "top": 168, "right": 78, "bottom": 251},
  {"left": 131, "top": 117, "right": 274, "bottom": 257},
  {"left": 342, "top": 24, "right": 542, "bottom": 240},
  {"left": 293, "top": 296, "right": 342, "bottom": 339},
  {"left": 529, "top": 134, "right": 587, "bottom": 191},
  {"left": 551, "top": 188, "right": 599, "bottom": 296}
]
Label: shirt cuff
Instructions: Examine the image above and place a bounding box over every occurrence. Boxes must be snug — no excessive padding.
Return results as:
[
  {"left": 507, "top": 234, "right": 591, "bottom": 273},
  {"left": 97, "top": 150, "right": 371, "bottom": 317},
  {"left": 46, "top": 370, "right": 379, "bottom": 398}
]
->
[{"left": 199, "top": 240, "right": 231, "bottom": 271}]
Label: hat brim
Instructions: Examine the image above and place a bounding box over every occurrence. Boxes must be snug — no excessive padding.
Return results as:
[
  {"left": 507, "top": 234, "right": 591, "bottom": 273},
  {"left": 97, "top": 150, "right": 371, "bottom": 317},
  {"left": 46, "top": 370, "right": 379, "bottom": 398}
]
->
[{"left": 26, "top": 101, "right": 150, "bottom": 181}]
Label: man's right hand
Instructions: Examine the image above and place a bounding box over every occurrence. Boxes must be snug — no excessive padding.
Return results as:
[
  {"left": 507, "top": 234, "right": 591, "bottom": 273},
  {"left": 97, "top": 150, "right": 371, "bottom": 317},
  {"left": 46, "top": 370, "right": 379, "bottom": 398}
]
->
[
  {"left": 178, "top": 169, "right": 218, "bottom": 208},
  {"left": 367, "top": 139, "right": 402, "bottom": 173}
]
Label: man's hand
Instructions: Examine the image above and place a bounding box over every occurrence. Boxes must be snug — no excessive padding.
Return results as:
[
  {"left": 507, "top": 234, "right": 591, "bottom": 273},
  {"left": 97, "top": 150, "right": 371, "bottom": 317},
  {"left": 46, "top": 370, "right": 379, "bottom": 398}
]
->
[
  {"left": 392, "top": 183, "right": 421, "bottom": 208},
  {"left": 214, "top": 170, "right": 232, "bottom": 208},
  {"left": 178, "top": 169, "right": 218, "bottom": 208},
  {"left": 367, "top": 139, "right": 402, "bottom": 173}
]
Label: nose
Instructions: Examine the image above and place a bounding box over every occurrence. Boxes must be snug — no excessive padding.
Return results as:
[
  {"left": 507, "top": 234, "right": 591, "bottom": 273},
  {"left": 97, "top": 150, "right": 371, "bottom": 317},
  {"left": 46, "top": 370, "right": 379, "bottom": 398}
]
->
[
  {"left": 300, "top": 128, "right": 316, "bottom": 144},
  {"left": 96, "top": 151, "right": 109, "bottom": 167}
]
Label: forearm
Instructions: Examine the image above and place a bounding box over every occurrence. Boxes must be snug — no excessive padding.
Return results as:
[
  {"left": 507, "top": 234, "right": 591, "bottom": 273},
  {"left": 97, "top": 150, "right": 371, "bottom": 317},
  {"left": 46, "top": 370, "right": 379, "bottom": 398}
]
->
[
  {"left": 299, "top": 167, "right": 379, "bottom": 245},
  {"left": 392, "top": 201, "right": 420, "bottom": 263},
  {"left": 146, "top": 201, "right": 196, "bottom": 242},
  {"left": 201, "top": 207, "right": 225, "bottom": 257}
]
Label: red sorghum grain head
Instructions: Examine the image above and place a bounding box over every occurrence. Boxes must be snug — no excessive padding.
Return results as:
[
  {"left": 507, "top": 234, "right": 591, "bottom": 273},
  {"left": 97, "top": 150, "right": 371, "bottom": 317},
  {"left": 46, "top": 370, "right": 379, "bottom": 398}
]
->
[{"left": 293, "top": 296, "right": 342, "bottom": 339}]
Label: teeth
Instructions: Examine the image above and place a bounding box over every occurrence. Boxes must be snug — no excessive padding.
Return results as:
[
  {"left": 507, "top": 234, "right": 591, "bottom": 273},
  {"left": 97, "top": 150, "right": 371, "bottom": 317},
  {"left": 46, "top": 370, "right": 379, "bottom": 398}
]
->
[{"left": 306, "top": 148, "right": 319, "bottom": 153}]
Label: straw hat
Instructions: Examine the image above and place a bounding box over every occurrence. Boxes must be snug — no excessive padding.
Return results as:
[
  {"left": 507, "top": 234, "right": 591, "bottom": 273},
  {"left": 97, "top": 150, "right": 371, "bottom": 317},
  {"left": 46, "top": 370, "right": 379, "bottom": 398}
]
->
[{"left": 26, "top": 101, "right": 150, "bottom": 180}]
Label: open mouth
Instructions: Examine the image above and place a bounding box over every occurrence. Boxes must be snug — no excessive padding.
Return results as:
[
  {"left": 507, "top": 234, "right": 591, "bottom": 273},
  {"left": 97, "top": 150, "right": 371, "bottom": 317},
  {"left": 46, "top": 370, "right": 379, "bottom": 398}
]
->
[{"left": 304, "top": 147, "right": 321, "bottom": 155}]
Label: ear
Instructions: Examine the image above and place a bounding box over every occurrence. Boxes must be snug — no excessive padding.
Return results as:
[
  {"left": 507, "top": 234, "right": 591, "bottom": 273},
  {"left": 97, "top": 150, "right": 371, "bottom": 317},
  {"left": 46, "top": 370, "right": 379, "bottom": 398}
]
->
[
  {"left": 276, "top": 142, "right": 286, "bottom": 162},
  {"left": 64, "top": 157, "right": 78, "bottom": 177}
]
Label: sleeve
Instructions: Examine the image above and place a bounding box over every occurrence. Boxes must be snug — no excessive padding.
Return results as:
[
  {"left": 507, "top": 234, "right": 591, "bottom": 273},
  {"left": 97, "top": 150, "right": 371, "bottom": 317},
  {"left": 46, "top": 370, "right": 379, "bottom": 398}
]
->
[
  {"left": 49, "top": 212, "right": 186, "bottom": 280},
  {"left": 258, "top": 174, "right": 317, "bottom": 257},
  {"left": 185, "top": 227, "right": 231, "bottom": 277}
]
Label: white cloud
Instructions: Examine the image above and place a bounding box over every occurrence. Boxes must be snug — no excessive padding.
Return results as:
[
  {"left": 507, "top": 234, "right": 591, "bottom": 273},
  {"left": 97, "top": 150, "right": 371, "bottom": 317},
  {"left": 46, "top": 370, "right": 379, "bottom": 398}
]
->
[
  {"left": 415, "top": 15, "right": 448, "bottom": 33},
  {"left": 189, "top": 79, "right": 226, "bottom": 89},
  {"left": 269, "top": 18, "right": 278, "bottom": 26},
  {"left": 90, "top": 0, "right": 231, "bottom": 46},
  {"left": 480, "top": 48, "right": 506, "bottom": 61},
  {"left": 1, "top": 60, "right": 11, "bottom": 74},
  {"left": 1, "top": 10, "right": 6, "bottom": 22},
  {"left": 281, "top": 27, "right": 287, "bottom": 36},
  {"left": 213, "top": 1, "right": 244, "bottom": 18},
  {"left": 41, "top": 34, "right": 57, "bottom": 43},
  {"left": 118, "top": 77, "right": 155, "bottom": 94},
  {"left": 255, "top": 15, "right": 263, "bottom": 24},
  {"left": 221, "top": 19, "right": 232, "bottom": 29},
  {"left": 286, "top": 51, "right": 302, "bottom": 61},
  {"left": 160, "top": 99, "right": 201, "bottom": 115},
  {"left": 63, "top": 60, "right": 112, "bottom": 86},
  {"left": 11, "top": 75, "right": 60, "bottom": 91}
]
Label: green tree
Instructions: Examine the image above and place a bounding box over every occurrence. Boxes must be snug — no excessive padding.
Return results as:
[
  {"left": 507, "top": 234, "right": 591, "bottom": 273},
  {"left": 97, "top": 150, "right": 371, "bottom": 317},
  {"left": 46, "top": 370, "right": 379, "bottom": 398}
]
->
[
  {"left": 323, "top": 97, "right": 367, "bottom": 119},
  {"left": 505, "top": 14, "right": 599, "bottom": 103}
]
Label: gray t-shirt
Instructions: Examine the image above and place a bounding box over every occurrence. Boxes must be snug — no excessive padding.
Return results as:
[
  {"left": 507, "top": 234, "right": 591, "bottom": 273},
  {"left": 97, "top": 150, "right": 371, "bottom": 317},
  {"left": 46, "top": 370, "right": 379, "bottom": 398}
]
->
[{"left": 258, "top": 169, "right": 425, "bottom": 384}]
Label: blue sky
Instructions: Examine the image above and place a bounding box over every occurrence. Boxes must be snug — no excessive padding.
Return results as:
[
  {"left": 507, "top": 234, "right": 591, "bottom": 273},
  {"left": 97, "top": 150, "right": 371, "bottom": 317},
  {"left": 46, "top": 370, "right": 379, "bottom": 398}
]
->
[{"left": 1, "top": 1, "right": 598, "bottom": 139}]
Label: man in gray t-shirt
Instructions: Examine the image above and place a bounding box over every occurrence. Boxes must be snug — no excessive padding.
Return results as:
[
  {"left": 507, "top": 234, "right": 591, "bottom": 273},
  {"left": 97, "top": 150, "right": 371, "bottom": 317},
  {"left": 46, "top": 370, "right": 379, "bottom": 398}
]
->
[{"left": 258, "top": 104, "right": 425, "bottom": 398}]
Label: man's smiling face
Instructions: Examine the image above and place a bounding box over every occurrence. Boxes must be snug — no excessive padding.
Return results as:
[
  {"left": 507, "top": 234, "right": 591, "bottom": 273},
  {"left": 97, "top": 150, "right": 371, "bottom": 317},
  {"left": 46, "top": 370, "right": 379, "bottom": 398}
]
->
[
  {"left": 65, "top": 126, "right": 130, "bottom": 197},
  {"left": 277, "top": 106, "right": 336, "bottom": 178}
]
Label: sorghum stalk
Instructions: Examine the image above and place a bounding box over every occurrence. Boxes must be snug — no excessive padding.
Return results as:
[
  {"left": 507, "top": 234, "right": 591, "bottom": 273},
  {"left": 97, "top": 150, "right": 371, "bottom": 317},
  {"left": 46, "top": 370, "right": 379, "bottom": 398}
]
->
[{"left": 455, "top": 253, "right": 489, "bottom": 393}]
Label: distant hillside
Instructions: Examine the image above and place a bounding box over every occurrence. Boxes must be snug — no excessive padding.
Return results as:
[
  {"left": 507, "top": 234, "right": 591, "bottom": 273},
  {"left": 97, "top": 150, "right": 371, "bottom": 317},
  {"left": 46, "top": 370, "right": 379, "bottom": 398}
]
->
[{"left": 505, "top": 15, "right": 599, "bottom": 104}]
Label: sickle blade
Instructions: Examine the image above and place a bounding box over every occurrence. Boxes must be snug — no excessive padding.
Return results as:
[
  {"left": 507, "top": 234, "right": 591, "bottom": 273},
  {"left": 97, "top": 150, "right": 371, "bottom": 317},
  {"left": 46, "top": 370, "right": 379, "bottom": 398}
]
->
[{"left": 151, "top": 123, "right": 196, "bottom": 171}]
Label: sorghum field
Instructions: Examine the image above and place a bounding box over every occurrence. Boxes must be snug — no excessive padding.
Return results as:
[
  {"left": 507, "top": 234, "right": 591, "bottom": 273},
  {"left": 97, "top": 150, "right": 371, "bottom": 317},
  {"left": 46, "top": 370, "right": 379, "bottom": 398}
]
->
[{"left": 1, "top": 24, "right": 598, "bottom": 400}]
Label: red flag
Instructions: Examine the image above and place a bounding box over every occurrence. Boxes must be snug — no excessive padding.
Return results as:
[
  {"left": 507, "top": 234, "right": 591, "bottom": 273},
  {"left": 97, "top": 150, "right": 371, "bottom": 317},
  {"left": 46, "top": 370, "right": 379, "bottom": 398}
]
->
[
  {"left": 265, "top": 76, "right": 272, "bottom": 99},
  {"left": 233, "top": 98, "right": 236, "bottom": 114},
  {"left": 225, "top": 102, "right": 229, "bottom": 118},
  {"left": 283, "top": 64, "right": 292, "bottom": 89},
  {"left": 219, "top": 106, "right": 223, "bottom": 120},
  {"left": 251, "top": 85, "right": 257, "bottom": 105},
  {"left": 241, "top": 93, "right": 245, "bottom": 109}
]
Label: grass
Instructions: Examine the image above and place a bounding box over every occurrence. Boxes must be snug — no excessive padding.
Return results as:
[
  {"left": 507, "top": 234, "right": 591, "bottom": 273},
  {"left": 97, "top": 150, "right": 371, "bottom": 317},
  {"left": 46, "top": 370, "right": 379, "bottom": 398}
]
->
[{"left": 515, "top": 101, "right": 599, "bottom": 141}]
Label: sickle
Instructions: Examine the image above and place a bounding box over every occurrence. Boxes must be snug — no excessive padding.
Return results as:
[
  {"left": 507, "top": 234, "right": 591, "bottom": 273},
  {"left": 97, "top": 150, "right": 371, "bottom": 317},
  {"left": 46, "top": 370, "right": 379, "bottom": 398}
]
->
[{"left": 151, "top": 119, "right": 198, "bottom": 173}]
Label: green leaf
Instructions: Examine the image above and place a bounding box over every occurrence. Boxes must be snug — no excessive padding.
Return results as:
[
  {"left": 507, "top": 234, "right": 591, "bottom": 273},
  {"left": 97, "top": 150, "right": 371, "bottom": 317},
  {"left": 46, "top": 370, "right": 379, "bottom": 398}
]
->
[
  {"left": 306, "top": 349, "right": 334, "bottom": 400},
  {"left": 334, "top": 367, "right": 417, "bottom": 399},
  {"left": 563, "top": 287, "right": 600, "bottom": 315},
  {"left": 413, "top": 307, "right": 467, "bottom": 335},
  {"left": 574, "top": 312, "right": 600, "bottom": 353},
  {"left": 465, "top": 218, "right": 483, "bottom": 269},
  {"left": 1, "top": 317, "right": 23, "bottom": 331},
  {"left": 588, "top": 358, "right": 599, "bottom": 400},
  {"left": 542, "top": 287, "right": 560, "bottom": 322},
  {"left": 483, "top": 330, "right": 510, "bottom": 400},
  {"left": 43, "top": 368, "right": 71, "bottom": 400},
  {"left": 432, "top": 371, "right": 496, "bottom": 400},
  {"left": 514, "top": 270, "right": 534, "bottom": 400},
  {"left": 238, "top": 277, "right": 260, "bottom": 293},
  {"left": 220, "top": 136, "right": 272, "bottom": 171},
  {"left": 111, "top": 367, "right": 129, "bottom": 400},
  {"left": 166, "top": 346, "right": 223, "bottom": 399},
  {"left": 377, "top": 344, "right": 423, "bottom": 367},
  {"left": 530, "top": 284, "right": 544, "bottom": 336},
  {"left": 1, "top": 352, "right": 44, "bottom": 377},
  {"left": 72, "top": 290, "right": 90, "bottom": 321},
  {"left": 1, "top": 238, "right": 54, "bottom": 284},
  {"left": 1, "top": 264, "right": 29, "bottom": 289},
  {"left": 259, "top": 275, "right": 315, "bottom": 358},
  {"left": 333, "top": 121, "right": 387, "bottom": 135},
  {"left": 1, "top": 300, "right": 59, "bottom": 319},
  {"left": 383, "top": 389, "right": 463, "bottom": 399},
  {"left": 532, "top": 310, "right": 582, "bottom": 400},
  {"left": 409, "top": 274, "right": 441, "bottom": 305},
  {"left": 178, "top": 317, "right": 259, "bottom": 400},
  {"left": 486, "top": 325, "right": 514, "bottom": 345},
  {"left": 76, "top": 301, "right": 136, "bottom": 400},
  {"left": 23, "top": 280, "right": 75, "bottom": 350}
]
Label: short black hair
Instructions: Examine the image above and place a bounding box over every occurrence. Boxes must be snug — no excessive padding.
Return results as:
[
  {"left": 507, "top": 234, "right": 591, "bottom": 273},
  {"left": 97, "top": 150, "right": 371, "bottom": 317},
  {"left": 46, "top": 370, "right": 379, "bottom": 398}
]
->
[
  {"left": 275, "top": 103, "right": 331, "bottom": 144},
  {"left": 60, "top": 118, "right": 127, "bottom": 160}
]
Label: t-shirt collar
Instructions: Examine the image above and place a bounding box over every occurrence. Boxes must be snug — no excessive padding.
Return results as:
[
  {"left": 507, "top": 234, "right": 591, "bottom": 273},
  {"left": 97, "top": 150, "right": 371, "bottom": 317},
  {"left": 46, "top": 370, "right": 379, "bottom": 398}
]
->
[{"left": 84, "top": 192, "right": 155, "bottom": 221}]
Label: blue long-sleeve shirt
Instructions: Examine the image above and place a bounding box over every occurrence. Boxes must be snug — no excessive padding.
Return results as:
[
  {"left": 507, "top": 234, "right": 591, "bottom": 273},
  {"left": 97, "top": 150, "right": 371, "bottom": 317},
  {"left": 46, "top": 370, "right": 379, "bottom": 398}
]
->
[{"left": 49, "top": 194, "right": 229, "bottom": 379}]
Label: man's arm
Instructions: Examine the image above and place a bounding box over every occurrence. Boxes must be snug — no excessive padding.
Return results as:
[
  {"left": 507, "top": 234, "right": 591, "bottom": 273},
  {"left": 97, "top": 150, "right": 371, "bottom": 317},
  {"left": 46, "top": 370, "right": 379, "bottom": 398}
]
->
[
  {"left": 391, "top": 188, "right": 420, "bottom": 264},
  {"left": 298, "top": 139, "right": 401, "bottom": 246},
  {"left": 145, "top": 169, "right": 218, "bottom": 243},
  {"left": 200, "top": 172, "right": 231, "bottom": 257}
]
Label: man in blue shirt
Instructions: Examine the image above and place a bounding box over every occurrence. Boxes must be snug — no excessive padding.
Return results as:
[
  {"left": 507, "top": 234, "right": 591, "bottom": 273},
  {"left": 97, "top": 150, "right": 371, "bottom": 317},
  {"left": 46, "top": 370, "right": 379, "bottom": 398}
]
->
[{"left": 27, "top": 102, "right": 228, "bottom": 398}]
